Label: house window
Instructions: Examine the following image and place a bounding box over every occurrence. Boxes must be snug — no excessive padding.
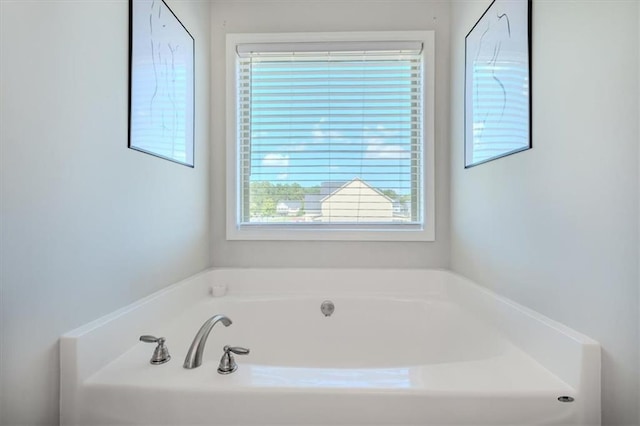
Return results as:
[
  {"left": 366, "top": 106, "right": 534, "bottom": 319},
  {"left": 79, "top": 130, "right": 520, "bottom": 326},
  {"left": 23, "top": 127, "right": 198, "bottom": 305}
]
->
[{"left": 226, "top": 32, "right": 435, "bottom": 241}]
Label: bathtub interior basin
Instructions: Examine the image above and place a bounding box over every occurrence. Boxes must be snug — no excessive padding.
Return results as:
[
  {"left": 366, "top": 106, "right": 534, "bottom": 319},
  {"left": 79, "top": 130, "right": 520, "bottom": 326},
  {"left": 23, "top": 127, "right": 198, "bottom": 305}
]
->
[{"left": 60, "top": 268, "right": 600, "bottom": 425}]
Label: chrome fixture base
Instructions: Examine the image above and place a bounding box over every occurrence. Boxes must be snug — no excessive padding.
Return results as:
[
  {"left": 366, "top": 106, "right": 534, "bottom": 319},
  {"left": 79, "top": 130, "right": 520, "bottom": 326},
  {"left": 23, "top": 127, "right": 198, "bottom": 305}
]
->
[
  {"left": 217, "top": 364, "right": 237, "bottom": 375},
  {"left": 150, "top": 355, "right": 171, "bottom": 365}
]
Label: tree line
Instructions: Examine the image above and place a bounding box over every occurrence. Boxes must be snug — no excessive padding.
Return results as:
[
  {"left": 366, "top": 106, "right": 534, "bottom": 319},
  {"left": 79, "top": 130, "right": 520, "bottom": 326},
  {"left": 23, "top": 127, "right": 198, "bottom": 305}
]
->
[
  {"left": 249, "top": 182, "right": 319, "bottom": 216},
  {"left": 249, "top": 181, "right": 409, "bottom": 217}
]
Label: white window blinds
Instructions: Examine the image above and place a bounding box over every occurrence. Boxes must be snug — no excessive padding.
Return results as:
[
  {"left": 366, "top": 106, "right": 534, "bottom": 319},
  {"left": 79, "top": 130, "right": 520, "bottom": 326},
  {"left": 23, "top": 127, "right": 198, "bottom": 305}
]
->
[{"left": 236, "top": 42, "right": 424, "bottom": 226}]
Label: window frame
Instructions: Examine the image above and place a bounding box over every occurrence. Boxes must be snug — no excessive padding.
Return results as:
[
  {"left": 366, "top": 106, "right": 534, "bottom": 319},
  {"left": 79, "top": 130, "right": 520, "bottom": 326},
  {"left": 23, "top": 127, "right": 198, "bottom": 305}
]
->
[{"left": 226, "top": 31, "right": 435, "bottom": 241}]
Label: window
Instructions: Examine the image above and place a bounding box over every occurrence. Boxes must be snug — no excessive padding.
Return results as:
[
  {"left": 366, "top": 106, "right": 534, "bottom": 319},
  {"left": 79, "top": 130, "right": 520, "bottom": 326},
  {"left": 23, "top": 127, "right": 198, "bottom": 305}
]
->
[{"left": 226, "top": 32, "right": 434, "bottom": 241}]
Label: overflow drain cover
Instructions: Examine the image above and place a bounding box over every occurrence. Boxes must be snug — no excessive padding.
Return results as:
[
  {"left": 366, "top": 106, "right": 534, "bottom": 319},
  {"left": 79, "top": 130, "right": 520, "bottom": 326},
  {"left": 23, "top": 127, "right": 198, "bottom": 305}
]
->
[
  {"left": 321, "top": 300, "right": 335, "bottom": 317},
  {"left": 557, "top": 396, "right": 575, "bottom": 403}
]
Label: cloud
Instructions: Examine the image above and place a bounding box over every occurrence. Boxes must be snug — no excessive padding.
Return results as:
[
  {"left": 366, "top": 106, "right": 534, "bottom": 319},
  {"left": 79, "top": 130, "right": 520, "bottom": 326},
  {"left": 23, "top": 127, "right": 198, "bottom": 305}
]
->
[
  {"left": 261, "top": 153, "right": 290, "bottom": 167},
  {"left": 261, "top": 154, "right": 289, "bottom": 180},
  {"left": 365, "top": 144, "right": 411, "bottom": 159},
  {"left": 312, "top": 118, "right": 346, "bottom": 142}
]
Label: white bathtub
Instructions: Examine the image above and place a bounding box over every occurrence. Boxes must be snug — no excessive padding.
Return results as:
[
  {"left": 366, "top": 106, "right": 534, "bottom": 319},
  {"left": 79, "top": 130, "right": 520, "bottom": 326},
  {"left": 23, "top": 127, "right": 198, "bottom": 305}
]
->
[{"left": 60, "top": 269, "right": 600, "bottom": 425}]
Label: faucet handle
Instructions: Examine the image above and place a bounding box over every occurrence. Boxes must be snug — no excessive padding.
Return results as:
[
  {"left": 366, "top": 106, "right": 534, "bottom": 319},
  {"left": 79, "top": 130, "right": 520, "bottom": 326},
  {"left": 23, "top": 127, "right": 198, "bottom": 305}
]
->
[
  {"left": 225, "top": 345, "right": 250, "bottom": 355},
  {"left": 139, "top": 335, "right": 171, "bottom": 365},
  {"left": 218, "top": 345, "right": 250, "bottom": 374},
  {"left": 140, "top": 335, "right": 162, "bottom": 343}
]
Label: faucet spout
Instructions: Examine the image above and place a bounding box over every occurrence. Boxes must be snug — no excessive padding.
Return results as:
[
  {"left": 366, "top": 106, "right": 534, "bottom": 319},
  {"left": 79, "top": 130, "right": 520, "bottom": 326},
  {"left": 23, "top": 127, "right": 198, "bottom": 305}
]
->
[{"left": 183, "top": 314, "right": 232, "bottom": 369}]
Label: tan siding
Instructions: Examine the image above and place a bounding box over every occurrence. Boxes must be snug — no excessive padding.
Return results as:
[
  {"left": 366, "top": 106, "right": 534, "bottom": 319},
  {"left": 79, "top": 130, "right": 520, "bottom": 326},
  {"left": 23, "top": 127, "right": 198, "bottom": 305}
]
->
[{"left": 321, "top": 180, "right": 393, "bottom": 222}]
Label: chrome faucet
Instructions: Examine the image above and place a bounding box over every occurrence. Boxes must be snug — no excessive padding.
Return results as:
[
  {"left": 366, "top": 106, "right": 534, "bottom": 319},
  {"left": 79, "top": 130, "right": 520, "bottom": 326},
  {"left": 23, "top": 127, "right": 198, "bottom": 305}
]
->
[{"left": 183, "top": 314, "right": 232, "bottom": 369}]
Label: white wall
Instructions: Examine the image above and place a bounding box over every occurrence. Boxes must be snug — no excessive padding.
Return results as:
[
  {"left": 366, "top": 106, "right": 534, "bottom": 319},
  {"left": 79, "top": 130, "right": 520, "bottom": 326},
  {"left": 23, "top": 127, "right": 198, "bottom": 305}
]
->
[
  {"left": 210, "top": 0, "right": 451, "bottom": 268},
  {"left": 450, "top": 1, "right": 639, "bottom": 425},
  {"left": 0, "top": 0, "right": 211, "bottom": 424}
]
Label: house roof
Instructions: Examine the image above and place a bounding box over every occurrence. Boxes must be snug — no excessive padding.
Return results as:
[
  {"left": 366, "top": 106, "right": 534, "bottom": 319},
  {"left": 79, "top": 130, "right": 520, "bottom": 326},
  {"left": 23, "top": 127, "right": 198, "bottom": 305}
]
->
[
  {"left": 304, "top": 178, "right": 394, "bottom": 212},
  {"left": 277, "top": 200, "right": 302, "bottom": 210},
  {"left": 304, "top": 181, "right": 347, "bottom": 213},
  {"left": 303, "top": 194, "right": 323, "bottom": 213},
  {"left": 319, "top": 181, "right": 348, "bottom": 198},
  {"left": 321, "top": 178, "right": 394, "bottom": 203}
]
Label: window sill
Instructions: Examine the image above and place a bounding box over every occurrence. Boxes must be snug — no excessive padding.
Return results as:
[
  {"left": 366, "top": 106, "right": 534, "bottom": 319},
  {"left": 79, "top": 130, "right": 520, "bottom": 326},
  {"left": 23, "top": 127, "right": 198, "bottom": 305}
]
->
[{"left": 226, "top": 223, "right": 435, "bottom": 242}]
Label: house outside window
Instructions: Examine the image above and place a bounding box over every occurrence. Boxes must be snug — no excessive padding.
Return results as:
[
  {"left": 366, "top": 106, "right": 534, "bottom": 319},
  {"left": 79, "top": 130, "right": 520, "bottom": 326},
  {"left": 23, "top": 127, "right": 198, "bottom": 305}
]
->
[{"left": 226, "top": 31, "right": 435, "bottom": 241}]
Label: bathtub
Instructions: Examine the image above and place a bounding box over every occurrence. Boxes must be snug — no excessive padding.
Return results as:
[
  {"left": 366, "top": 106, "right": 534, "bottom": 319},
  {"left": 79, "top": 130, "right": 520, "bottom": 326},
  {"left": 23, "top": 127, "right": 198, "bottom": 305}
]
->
[{"left": 60, "top": 269, "right": 600, "bottom": 425}]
